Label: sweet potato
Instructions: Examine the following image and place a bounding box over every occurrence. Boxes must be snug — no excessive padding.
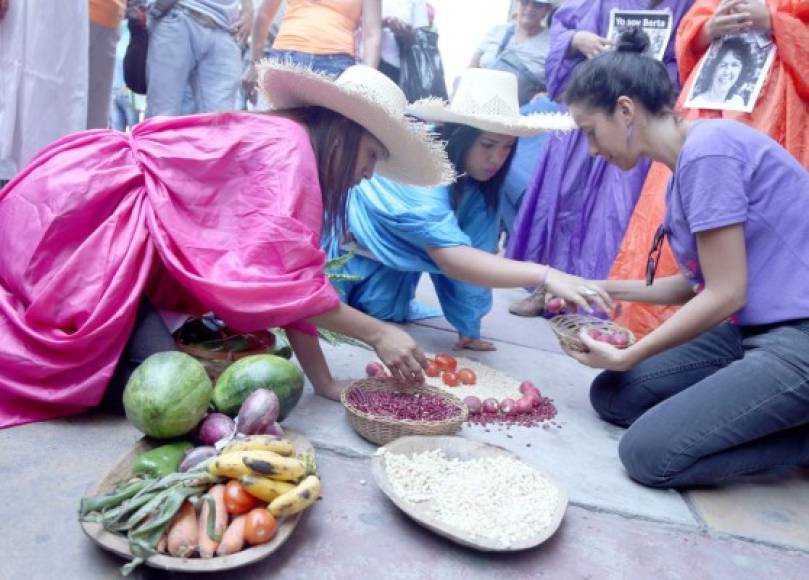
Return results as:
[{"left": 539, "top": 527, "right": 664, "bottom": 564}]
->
[
  {"left": 167, "top": 500, "right": 198, "bottom": 557},
  {"left": 215, "top": 514, "right": 247, "bottom": 556}
]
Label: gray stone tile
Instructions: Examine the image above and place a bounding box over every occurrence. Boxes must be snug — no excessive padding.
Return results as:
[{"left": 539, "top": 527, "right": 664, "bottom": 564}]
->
[
  {"left": 413, "top": 276, "right": 563, "bottom": 353},
  {"left": 688, "top": 473, "right": 809, "bottom": 550}
]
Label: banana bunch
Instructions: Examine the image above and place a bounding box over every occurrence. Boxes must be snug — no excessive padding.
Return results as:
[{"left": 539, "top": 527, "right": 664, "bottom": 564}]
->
[{"left": 209, "top": 435, "right": 322, "bottom": 519}]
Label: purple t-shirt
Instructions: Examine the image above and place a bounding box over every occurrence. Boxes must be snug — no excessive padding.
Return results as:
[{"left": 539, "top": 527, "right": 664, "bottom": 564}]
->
[{"left": 664, "top": 120, "right": 809, "bottom": 325}]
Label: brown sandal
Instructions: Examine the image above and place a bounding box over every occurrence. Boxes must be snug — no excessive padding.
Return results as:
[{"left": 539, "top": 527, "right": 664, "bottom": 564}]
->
[{"left": 509, "top": 292, "right": 546, "bottom": 317}]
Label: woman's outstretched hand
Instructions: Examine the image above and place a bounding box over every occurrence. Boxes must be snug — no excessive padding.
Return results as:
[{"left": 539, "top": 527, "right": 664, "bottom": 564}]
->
[
  {"left": 544, "top": 269, "right": 613, "bottom": 314},
  {"left": 370, "top": 323, "right": 428, "bottom": 383}
]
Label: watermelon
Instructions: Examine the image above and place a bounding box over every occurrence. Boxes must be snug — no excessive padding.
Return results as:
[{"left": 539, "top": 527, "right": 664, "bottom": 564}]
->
[
  {"left": 123, "top": 351, "right": 213, "bottom": 439},
  {"left": 213, "top": 354, "right": 304, "bottom": 419}
]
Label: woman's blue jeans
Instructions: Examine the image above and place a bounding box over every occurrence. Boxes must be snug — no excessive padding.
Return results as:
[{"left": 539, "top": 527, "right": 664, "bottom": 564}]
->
[
  {"left": 268, "top": 49, "right": 356, "bottom": 78},
  {"left": 590, "top": 321, "right": 809, "bottom": 488}
]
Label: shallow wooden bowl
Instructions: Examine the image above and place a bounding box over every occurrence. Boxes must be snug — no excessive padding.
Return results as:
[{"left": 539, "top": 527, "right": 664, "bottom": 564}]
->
[
  {"left": 370, "top": 435, "right": 568, "bottom": 552},
  {"left": 80, "top": 430, "right": 314, "bottom": 572}
]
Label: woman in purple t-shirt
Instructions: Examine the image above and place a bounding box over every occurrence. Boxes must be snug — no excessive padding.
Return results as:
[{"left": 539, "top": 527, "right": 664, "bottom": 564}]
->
[{"left": 558, "top": 29, "right": 809, "bottom": 488}]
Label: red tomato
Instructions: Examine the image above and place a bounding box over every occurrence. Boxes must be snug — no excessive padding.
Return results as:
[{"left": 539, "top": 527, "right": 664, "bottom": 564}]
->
[
  {"left": 457, "top": 368, "right": 476, "bottom": 385},
  {"left": 425, "top": 362, "right": 441, "bottom": 377},
  {"left": 244, "top": 508, "right": 278, "bottom": 545},
  {"left": 434, "top": 353, "right": 458, "bottom": 372},
  {"left": 224, "top": 480, "right": 260, "bottom": 515},
  {"left": 442, "top": 371, "right": 460, "bottom": 387}
]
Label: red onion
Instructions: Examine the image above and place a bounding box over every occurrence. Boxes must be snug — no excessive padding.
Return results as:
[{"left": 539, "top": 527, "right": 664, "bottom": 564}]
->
[
  {"left": 546, "top": 297, "right": 564, "bottom": 314},
  {"left": 237, "top": 389, "right": 280, "bottom": 435},
  {"left": 519, "top": 381, "right": 540, "bottom": 397},
  {"left": 515, "top": 398, "right": 532, "bottom": 414},
  {"left": 467, "top": 395, "right": 559, "bottom": 428},
  {"left": 482, "top": 398, "right": 499, "bottom": 414},
  {"left": 196, "top": 413, "right": 235, "bottom": 446},
  {"left": 178, "top": 446, "right": 217, "bottom": 472},
  {"left": 607, "top": 333, "right": 629, "bottom": 347},
  {"left": 500, "top": 398, "right": 517, "bottom": 415},
  {"left": 365, "top": 361, "right": 387, "bottom": 378},
  {"left": 256, "top": 421, "right": 284, "bottom": 437},
  {"left": 463, "top": 396, "right": 482, "bottom": 414}
]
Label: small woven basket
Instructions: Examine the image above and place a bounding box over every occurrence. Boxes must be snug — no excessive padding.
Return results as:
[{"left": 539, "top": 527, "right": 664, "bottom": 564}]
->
[
  {"left": 340, "top": 378, "right": 468, "bottom": 446},
  {"left": 549, "top": 314, "right": 636, "bottom": 353}
]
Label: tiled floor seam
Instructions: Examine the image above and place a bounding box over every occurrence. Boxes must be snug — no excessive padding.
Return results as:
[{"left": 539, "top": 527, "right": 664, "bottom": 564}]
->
[
  {"left": 411, "top": 320, "right": 562, "bottom": 354},
  {"left": 570, "top": 501, "right": 809, "bottom": 555},
  {"left": 681, "top": 491, "right": 709, "bottom": 529}
]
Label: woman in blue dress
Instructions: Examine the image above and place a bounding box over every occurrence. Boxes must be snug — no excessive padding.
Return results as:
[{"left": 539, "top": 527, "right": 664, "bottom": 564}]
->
[{"left": 325, "top": 68, "right": 599, "bottom": 353}]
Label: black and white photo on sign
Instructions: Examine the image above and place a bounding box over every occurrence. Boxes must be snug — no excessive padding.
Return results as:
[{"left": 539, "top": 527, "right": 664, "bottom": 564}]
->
[
  {"left": 684, "top": 32, "right": 776, "bottom": 114},
  {"left": 606, "top": 9, "right": 672, "bottom": 61}
]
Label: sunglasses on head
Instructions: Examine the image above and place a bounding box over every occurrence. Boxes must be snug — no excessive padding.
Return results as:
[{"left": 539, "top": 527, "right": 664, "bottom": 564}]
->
[
  {"left": 646, "top": 224, "right": 666, "bottom": 286},
  {"left": 520, "top": 0, "right": 550, "bottom": 7}
]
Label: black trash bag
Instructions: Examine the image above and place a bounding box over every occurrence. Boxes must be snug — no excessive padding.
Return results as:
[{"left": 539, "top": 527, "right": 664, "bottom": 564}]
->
[{"left": 397, "top": 27, "right": 449, "bottom": 102}]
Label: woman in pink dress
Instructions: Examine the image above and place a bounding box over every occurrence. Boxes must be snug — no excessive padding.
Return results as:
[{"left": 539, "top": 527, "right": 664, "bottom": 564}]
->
[{"left": 0, "top": 63, "right": 455, "bottom": 427}]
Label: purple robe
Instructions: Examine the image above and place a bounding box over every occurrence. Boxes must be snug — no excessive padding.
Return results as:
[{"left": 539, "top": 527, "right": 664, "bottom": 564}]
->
[{"left": 506, "top": 0, "right": 694, "bottom": 279}]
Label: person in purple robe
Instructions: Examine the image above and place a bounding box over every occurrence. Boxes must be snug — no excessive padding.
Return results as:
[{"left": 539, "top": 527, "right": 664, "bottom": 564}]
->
[{"left": 505, "top": 0, "right": 694, "bottom": 316}]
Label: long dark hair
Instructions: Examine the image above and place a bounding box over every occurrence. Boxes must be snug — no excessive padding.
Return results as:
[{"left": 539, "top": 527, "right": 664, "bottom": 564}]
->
[
  {"left": 692, "top": 37, "right": 754, "bottom": 103},
  {"left": 272, "top": 106, "right": 365, "bottom": 236},
  {"left": 437, "top": 123, "right": 515, "bottom": 212},
  {"left": 564, "top": 28, "right": 675, "bottom": 115}
]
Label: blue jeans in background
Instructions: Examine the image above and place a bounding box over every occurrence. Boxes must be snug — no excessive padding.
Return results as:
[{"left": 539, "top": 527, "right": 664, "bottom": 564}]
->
[
  {"left": 268, "top": 49, "right": 356, "bottom": 78},
  {"left": 110, "top": 92, "right": 140, "bottom": 131},
  {"left": 590, "top": 321, "right": 809, "bottom": 488},
  {"left": 146, "top": 7, "right": 241, "bottom": 117}
]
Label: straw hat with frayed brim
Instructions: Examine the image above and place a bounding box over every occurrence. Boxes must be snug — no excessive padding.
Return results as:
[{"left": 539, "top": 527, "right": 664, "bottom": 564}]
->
[
  {"left": 257, "top": 61, "right": 455, "bottom": 186},
  {"left": 407, "top": 68, "right": 575, "bottom": 137}
]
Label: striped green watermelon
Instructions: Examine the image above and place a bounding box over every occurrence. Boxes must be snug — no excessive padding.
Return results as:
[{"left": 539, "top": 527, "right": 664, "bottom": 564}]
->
[
  {"left": 123, "top": 351, "right": 213, "bottom": 439},
  {"left": 212, "top": 354, "right": 304, "bottom": 419}
]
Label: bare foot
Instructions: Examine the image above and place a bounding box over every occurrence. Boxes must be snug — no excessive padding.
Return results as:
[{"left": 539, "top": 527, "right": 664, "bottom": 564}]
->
[
  {"left": 453, "top": 337, "right": 497, "bottom": 351},
  {"left": 509, "top": 292, "right": 545, "bottom": 317},
  {"left": 313, "top": 378, "right": 356, "bottom": 401}
]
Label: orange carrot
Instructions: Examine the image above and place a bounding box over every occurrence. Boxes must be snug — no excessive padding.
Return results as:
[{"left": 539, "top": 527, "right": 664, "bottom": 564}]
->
[
  {"left": 198, "top": 484, "right": 227, "bottom": 558},
  {"left": 215, "top": 514, "right": 247, "bottom": 556},
  {"left": 167, "top": 500, "right": 198, "bottom": 558},
  {"left": 156, "top": 532, "right": 168, "bottom": 554}
]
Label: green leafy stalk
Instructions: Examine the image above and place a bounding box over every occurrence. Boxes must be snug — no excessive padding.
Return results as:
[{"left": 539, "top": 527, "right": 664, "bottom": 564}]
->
[
  {"left": 121, "top": 484, "right": 209, "bottom": 576},
  {"left": 79, "top": 480, "right": 145, "bottom": 518},
  {"left": 203, "top": 494, "right": 223, "bottom": 542}
]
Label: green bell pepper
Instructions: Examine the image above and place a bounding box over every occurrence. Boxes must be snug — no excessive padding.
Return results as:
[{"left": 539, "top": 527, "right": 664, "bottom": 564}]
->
[{"left": 131, "top": 441, "right": 193, "bottom": 478}]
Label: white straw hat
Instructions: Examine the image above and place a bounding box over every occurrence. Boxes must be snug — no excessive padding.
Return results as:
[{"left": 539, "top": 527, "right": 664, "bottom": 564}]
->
[
  {"left": 407, "top": 68, "right": 575, "bottom": 137},
  {"left": 257, "top": 62, "right": 455, "bottom": 186}
]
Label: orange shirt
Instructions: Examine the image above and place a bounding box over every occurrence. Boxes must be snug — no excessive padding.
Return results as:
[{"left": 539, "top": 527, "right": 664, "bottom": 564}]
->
[
  {"left": 89, "top": 0, "right": 125, "bottom": 28},
  {"left": 273, "top": 0, "right": 363, "bottom": 56}
]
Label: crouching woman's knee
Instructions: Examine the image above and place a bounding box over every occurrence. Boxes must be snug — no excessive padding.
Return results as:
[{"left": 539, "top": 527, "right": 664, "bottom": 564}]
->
[
  {"left": 617, "top": 422, "right": 680, "bottom": 488},
  {"left": 589, "top": 370, "right": 637, "bottom": 427}
]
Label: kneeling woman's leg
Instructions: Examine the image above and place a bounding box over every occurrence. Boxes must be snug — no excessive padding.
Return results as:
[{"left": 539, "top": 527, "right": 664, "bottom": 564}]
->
[
  {"left": 590, "top": 323, "right": 744, "bottom": 427},
  {"left": 618, "top": 321, "right": 809, "bottom": 488},
  {"left": 101, "top": 299, "right": 177, "bottom": 413}
]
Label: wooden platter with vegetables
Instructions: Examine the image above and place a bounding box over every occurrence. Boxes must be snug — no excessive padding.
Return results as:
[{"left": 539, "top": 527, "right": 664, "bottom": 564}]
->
[
  {"left": 80, "top": 431, "right": 319, "bottom": 573},
  {"left": 78, "top": 350, "right": 320, "bottom": 574}
]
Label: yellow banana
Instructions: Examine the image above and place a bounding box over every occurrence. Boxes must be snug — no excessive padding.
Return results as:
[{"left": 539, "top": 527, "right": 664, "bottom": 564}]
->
[
  {"left": 208, "top": 451, "right": 256, "bottom": 479},
  {"left": 222, "top": 436, "right": 295, "bottom": 457},
  {"left": 239, "top": 475, "right": 296, "bottom": 502},
  {"left": 269, "top": 475, "right": 321, "bottom": 518},
  {"left": 242, "top": 451, "right": 306, "bottom": 481}
]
